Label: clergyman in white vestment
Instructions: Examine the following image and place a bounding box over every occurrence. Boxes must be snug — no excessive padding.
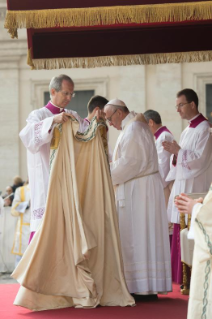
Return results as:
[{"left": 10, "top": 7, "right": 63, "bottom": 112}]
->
[
  {"left": 163, "top": 88, "right": 212, "bottom": 284},
  {"left": 144, "top": 109, "right": 174, "bottom": 239},
  {"left": 105, "top": 99, "right": 172, "bottom": 296},
  {"left": 175, "top": 185, "right": 212, "bottom": 319},
  {"left": 19, "top": 75, "right": 89, "bottom": 237}
]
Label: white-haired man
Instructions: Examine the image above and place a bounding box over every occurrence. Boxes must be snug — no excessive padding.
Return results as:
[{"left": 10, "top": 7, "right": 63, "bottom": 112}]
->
[
  {"left": 104, "top": 99, "right": 172, "bottom": 298},
  {"left": 20, "top": 75, "right": 90, "bottom": 240}
]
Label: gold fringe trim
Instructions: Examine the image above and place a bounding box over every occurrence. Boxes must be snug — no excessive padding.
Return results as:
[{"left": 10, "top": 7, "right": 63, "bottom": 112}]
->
[
  {"left": 5, "top": 1, "right": 212, "bottom": 38},
  {"left": 29, "top": 51, "right": 212, "bottom": 69},
  {"left": 27, "top": 47, "right": 35, "bottom": 69}
]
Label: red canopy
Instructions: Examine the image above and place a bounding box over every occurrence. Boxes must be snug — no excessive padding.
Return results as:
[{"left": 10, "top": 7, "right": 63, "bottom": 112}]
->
[{"left": 4, "top": 0, "right": 212, "bottom": 69}]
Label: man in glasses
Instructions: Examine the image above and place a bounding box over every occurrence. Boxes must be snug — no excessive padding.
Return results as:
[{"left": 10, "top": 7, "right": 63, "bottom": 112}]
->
[
  {"left": 162, "top": 88, "right": 212, "bottom": 285},
  {"left": 19, "top": 74, "right": 90, "bottom": 241},
  {"left": 104, "top": 99, "right": 172, "bottom": 299}
]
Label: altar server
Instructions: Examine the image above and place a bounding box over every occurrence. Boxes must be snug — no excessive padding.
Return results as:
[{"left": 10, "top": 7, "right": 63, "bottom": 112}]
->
[
  {"left": 144, "top": 109, "right": 174, "bottom": 204},
  {"left": 163, "top": 88, "right": 212, "bottom": 284}
]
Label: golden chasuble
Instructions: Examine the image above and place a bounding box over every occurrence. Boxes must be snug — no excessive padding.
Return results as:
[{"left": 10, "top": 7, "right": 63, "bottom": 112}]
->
[{"left": 12, "top": 117, "right": 134, "bottom": 311}]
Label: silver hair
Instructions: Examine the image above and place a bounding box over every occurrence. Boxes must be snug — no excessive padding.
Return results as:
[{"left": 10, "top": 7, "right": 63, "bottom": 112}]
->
[{"left": 49, "top": 74, "right": 74, "bottom": 98}]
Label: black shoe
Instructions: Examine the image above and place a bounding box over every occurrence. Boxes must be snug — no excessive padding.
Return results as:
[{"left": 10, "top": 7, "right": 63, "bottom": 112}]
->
[{"left": 131, "top": 294, "right": 158, "bottom": 302}]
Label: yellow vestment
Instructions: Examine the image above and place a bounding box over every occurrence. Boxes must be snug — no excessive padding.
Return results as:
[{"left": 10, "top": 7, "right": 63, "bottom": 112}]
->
[{"left": 12, "top": 117, "right": 134, "bottom": 310}]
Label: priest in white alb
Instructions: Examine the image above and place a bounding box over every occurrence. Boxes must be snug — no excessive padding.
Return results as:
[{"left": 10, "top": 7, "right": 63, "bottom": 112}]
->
[
  {"left": 175, "top": 185, "right": 212, "bottom": 319},
  {"left": 143, "top": 110, "right": 174, "bottom": 200},
  {"left": 19, "top": 75, "right": 90, "bottom": 241},
  {"left": 144, "top": 109, "right": 174, "bottom": 245},
  {"left": 104, "top": 99, "right": 172, "bottom": 298},
  {"left": 163, "top": 88, "right": 212, "bottom": 284}
]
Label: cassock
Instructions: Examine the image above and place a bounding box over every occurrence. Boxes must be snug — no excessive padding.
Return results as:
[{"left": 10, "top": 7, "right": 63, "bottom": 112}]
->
[
  {"left": 110, "top": 111, "right": 172, "bottom": 294},
  {"left": 12, "top": 117, "right": 134, "bottom": 310},
  {"left": 166, "top": 114, "right": 212, "bottom": 283},
  {"left": 187, "top": 185, "right": 212, "bottom": 319},
  {"left": 19, "top": 101, "right": 89, "bottom": 233}
]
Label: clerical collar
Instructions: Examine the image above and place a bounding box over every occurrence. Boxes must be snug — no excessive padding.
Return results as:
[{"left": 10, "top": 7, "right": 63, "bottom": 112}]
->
[
  {"left": 45, "top": 101, "right": 65, "bottom": 114},
  {"left": 121, "top": 111, "right": 137, "bottom": 129},
  {"left": 154, "top": 126, "right": 172, "bottom": 140},
  {"left": 189, "top": 113, "right": 207, "bottom": 128}
]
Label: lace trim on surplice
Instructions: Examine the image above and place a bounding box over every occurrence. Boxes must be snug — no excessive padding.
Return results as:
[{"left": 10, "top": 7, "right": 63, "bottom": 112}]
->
[
  {"left": 32, "top": 207, "right": 45, "bottom": 220},
  {"left": 35, "top": 122, "right": 43, "bottom": 144}
]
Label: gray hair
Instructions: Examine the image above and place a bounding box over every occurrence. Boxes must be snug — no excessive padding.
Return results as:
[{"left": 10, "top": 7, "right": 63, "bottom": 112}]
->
[
  {"left": 143, "top": 109, "right": 162, "bottom": 125},
  {"left": 49, "top": 74, "right": 74, "bottom": 97}
]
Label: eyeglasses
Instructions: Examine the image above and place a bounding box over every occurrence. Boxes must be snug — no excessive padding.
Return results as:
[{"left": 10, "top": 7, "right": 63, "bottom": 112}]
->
[
  {"left": 175, "top": 102, "right": 190, "bottom": 109},
  {"left": 106, "top": 109, "right": 117, "bottom": 123},
  {"left": 60, "top": 91, "right": 75, "bottom": 98}
]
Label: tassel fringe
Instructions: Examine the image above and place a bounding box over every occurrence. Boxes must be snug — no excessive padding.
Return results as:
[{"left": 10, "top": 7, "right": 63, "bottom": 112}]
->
[
  {"left": 27, "top": 51, "right": 212, "bottom": 70},
  {"left": 5, "top": 1, "right": 212, "bottom": 38}
]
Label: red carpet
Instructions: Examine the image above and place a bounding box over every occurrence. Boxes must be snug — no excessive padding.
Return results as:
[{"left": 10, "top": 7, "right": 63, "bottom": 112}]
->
[{"left": 0, "top": 284, "right": 188, "bottom": 319}]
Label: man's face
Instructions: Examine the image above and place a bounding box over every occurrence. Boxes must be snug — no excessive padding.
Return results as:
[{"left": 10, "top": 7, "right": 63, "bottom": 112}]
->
[
  {"left": 5, "top": 186, "right": 12, "bottom": 195},
  {"left": 105, "top": 107, "right": 122, "bottom": 130},
  {"left": 51, "top": 80, "right": 74, "bottom": 108},
  {"left": 176, "top": 95, "right": 192, "bottom": 120}
]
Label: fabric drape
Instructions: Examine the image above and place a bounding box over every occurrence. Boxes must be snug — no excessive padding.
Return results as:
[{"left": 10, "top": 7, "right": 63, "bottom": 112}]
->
[{"left": 12, "top": 117, "right": 134, "bottom": 310}]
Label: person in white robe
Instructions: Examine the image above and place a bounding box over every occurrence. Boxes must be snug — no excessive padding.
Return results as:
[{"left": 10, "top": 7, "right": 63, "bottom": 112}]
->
[
  {"left": 11, "top": 184, "right": 31, "bottom": 267},
  {"left": 19, "top": 75, "right": 90, "bottom": 239},
  {"left": 144, "top": 109, "right": 174, "bottom": 240},
  {"left": 175, "top": 185, "right": 212, "bottom": 319},
  {"left": 104, "top": 99, "right": 172, "bottom": 297},
  {"left": 163, "top": 88, "right": 212, "bottom": 284}
]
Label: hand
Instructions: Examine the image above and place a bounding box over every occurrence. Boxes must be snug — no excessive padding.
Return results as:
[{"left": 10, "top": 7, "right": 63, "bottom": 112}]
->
[
  {"left": 95, "top": 109, "right": 105, "bottom": 121},
  {"left": 162, "top": 140, "right": 181, "bottom": 156},
  {"left": 53, "top": 112, "right": 74, "bottom": 124},
  {"left": 174, "top": 193, "right": 203, "bottom": 214}
]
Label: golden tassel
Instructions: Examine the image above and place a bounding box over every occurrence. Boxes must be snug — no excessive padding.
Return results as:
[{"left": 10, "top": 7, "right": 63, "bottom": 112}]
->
[
  {"left": 4, "top": 1, "right": 212, "bottom": 37},
  {"left": 27, "top": 48, "right": 35, "bottom": 70},
  {"left": 30, "top": 51, "right": 212, "bottom": 70}
]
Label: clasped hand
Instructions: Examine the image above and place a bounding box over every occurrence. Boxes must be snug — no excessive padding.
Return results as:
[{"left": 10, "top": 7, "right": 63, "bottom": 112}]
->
[
  {"left": 175, "top": 194, "right": 203, "bottom": 214},
  {"left": 162, "top": 140, "right": 181, "bottom": 156}
]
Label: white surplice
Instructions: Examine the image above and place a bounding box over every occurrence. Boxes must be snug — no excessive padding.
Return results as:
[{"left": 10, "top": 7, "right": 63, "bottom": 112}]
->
[
  {"left": 155, "top": 127, "right": 173, "bottom": 189},
  {"left": 19, "top": 102, "right": 89, "bottom": 232},
  {"left": 166, "top": 115, "right": 212, "bottom": 224},
  {"left": 110, "top": 112, "right": 172, "bottom": 294},
  {"left": 155, "top": 127, "right": 174, "bottom": 235},
  {"left": 186, "top": 185, "right": 212, "bottom": 319}
]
